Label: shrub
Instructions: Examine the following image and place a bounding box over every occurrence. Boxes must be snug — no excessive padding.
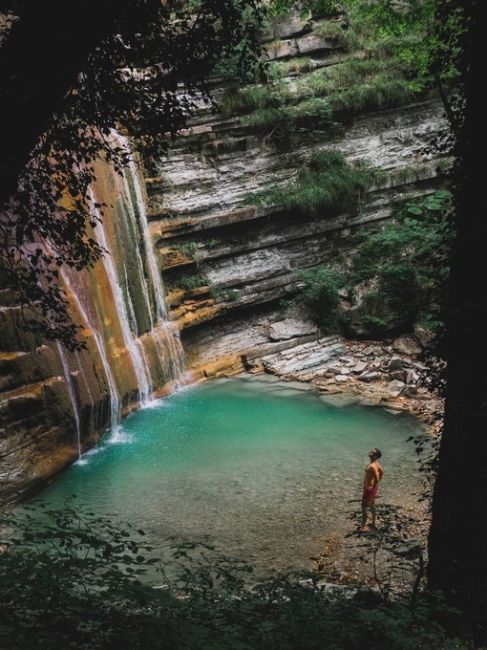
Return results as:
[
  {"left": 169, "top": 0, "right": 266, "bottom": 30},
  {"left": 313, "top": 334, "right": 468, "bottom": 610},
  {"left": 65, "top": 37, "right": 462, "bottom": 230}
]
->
[
  {"left": 0, "top": 500, "right": 175, "bottom": 650},
  {"left": 210, "top": 286, "right": 239, "bottom": 302},
  {"left": 205, "top": 238, "right": 221, "bottom": 249},
  {"left": 350, "top": 190, "right": 453, "bottom": 332},
  {"left": 175, "top": 241, "right": 198, "bottom": 258},
  {"left": 299, "top": 266, "right": 342, "bottom": 331}
]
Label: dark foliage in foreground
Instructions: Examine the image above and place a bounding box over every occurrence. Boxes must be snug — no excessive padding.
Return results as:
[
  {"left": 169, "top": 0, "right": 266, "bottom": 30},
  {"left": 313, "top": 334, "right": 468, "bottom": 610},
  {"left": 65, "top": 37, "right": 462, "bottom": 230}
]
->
[{"left": 0, "top": 501, "right": 468, "bottom": 649}]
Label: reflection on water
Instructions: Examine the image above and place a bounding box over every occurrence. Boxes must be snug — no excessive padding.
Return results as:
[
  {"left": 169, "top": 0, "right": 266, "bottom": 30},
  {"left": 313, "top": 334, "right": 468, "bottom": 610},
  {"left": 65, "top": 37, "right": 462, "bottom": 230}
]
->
[{"left": 36, "top": 378, "right": 424, "bottom": 575}]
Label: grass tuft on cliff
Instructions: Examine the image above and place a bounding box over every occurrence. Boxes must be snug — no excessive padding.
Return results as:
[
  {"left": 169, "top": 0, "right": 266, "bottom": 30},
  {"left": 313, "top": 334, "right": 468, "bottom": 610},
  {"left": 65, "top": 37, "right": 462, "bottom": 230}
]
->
[{"left": 249, "top": 150, "right": 371, "bottom": 216}]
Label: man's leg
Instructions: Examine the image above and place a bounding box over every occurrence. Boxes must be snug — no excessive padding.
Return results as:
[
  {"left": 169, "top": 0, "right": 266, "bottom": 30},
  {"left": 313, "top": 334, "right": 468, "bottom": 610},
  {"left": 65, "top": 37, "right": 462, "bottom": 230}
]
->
[
  {"left": 360, "top": 499, "right": 369, "bottom": 531},
  {"left": 370, "top": 502, "right": 377, "bottom": 528}
]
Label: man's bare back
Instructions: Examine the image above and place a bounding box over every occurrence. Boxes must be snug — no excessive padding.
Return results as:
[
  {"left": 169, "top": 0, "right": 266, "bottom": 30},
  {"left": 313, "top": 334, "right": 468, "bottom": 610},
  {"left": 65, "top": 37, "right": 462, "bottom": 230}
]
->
[{"left": 363, "top": 459, "right": 383, "bottom": 490}]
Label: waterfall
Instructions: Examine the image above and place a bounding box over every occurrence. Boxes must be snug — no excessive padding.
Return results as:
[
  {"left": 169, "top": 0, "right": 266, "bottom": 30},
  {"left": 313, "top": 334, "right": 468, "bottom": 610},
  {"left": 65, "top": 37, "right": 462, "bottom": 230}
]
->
[
  {"left": 56, "top": 341, "right": 82, "bottom": 459},
  {"left": 60, "top": 269, "right": 121, "bottom": 430},
  {"left": 122, "top": 151, "right": 186, "bottom": 381},
  {"left": 90, "top": 186, "right": 153, "bottom": 404},
  {"left": 56, "top": 132, "right": 185, "bottom": 458}
]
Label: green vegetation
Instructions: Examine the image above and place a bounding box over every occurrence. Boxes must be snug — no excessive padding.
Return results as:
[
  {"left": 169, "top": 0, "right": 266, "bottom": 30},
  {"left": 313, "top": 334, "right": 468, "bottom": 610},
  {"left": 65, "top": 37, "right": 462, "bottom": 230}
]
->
[
  {"left": 225, "top": 288, "right": 240, "bottom": 302},
  {"left": 295, "top": 191, "right": 452, "bottom": 337},
  {"left": 221, "top": 85, "right": 281, "bottom": 116},
  {"left": 210, "top": 286, "right": 240, "bottom": 302},
  {"left": 344, "top": 0, "right": 463, "bottom": 95},
  {"left": 298, "top": 56, "right": 414, "bottom": 117},
  {"left": 267, "top": 57, "right": 314, "bottom": 81},
  {"left": 299, "top": 267, "right": 342, "bottom": 331},
  {"left": 1, "top": 501, "right": 468, "bottom": 650},
  {"left": 179, "top": 274, "right": 209, "bottom": 293},
  {"left": 205, "top": 238, "right": 222, "bottom": 249},
  {"left": 174, "top": 242, "right": 199, "bottom": 258},
  {"left": 350, "top": 190, "right": 453, "bottom": 334},
  {"left": 241, "top": 96, "right": 334, "bottom": 133},
  {"left": 217, "top": 0, "right": 462, "bottom": 145},
  {"left": 269, "top": 0, "right": 342, "bottom": 18},
  {"left": 329, "top": 77, "right": 413, "bottom": 116},
  {"left": 250, "top": 150, "right": 371, "bottom": 216}
]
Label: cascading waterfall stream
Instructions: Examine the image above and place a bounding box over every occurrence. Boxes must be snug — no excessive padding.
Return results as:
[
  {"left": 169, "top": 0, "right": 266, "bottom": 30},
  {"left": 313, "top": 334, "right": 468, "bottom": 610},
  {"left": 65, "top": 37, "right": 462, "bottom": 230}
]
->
[
  {"left": 55, "top": 132, "right": 186, "bottom": 462},
  {"left": 90, "top": 186, "right": 153, "bottom": 405},
  {"left": 60, "top": 269, "right": 121, "bottom": 430},
  {"left": 118, "top": 136, "right": 186, "bottom": 381},
  {"left": 55, "top": 341, "right": 82, "bottom": 459}
]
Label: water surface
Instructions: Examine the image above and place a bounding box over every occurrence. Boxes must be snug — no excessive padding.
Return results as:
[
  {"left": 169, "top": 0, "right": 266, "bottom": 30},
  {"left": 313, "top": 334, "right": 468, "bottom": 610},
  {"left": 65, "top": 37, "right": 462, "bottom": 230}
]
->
[{"left": 38, "top": 377, "right": 423, "bottom": 574}]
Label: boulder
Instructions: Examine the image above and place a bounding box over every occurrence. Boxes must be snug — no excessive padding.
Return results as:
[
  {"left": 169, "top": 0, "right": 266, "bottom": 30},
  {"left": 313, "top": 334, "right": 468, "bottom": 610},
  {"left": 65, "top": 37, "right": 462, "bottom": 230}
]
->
[
  {"left": 338, "top": 356, "right": 356, "bottom": 366},
  {"left": 388, "top": 379, "right": 405, "bottom": 396},
  {"left": 387, "top": 356, "right": 403, "bottom": 371},
  {"left": 297, "top": 32, "right": 337, "bottom": 55},
  {"left": 389, "top": 369, "right": 407, "bottom": 382},
  {"left": 405, "top": 369, "right": 419, "bottom": 385},
  {"left": 335, "top": 374, "right": 349, "bottom": 383},
  {"left": 352, "top": 361, "right": 368, "bottom": 374},
  {"left": 392, "top": 335, "right": 422, "bottom": 356},
  {"left": 402, "top": 385, "right": 418, "bottom": 397},
  {"left": 363, "top": 346, "right": 381, "bottom": 357}
]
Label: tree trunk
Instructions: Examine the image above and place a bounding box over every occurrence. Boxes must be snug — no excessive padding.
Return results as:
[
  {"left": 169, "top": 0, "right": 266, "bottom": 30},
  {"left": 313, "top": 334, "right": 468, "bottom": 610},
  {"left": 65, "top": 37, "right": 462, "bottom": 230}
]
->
[{"left": 427, "top": 1, "right": 487, "bottom": 644}]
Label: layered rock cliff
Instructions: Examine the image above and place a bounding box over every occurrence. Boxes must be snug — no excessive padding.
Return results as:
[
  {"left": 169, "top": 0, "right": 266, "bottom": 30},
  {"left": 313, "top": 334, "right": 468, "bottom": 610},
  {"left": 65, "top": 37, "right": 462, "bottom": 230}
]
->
[
  {"left": 0, "top": 12, "right": 449, "bottom": 503},
  {"left": 144, "top": 13, "right": 449, "bottom": 378}
]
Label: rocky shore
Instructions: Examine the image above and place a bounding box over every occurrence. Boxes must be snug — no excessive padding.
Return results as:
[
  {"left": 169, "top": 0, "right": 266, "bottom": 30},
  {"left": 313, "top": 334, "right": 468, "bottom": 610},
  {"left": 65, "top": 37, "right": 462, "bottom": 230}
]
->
[{"left": 258, "top": 333, "right": 443, "bottom": 435}]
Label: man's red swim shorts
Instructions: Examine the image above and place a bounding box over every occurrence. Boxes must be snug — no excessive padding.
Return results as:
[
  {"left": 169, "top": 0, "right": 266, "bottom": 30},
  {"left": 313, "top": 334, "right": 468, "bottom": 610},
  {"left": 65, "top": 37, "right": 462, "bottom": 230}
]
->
[{"left": 362, "top": 486, "right": 378, "bottom": 504}]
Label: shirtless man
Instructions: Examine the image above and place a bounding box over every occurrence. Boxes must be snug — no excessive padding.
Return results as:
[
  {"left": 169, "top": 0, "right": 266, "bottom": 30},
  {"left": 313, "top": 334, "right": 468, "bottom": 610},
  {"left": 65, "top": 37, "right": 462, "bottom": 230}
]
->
[{"left": 359, "top": 448, "right": 383, "bottom": 532}]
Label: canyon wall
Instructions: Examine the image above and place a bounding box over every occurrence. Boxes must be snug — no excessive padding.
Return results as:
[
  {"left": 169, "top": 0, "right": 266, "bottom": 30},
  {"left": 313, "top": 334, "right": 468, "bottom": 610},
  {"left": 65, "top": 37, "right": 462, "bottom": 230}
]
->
[
  {"left": 0, "top": 12, "right": 448, "bottom": 503},
  {"left": 144, "top": 14, "right": 449, "bottom": 379}
]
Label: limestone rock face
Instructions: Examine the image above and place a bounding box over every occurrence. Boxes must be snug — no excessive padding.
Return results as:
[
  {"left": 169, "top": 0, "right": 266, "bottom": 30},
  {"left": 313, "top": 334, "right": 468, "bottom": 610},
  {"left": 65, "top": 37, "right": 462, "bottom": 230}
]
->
[{"left": 267, "top": 319, "right": 318, "bottom": 341}]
